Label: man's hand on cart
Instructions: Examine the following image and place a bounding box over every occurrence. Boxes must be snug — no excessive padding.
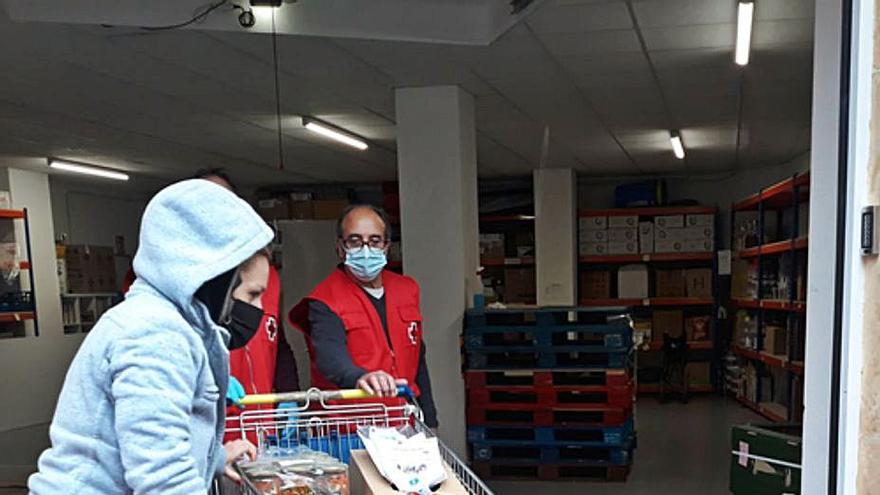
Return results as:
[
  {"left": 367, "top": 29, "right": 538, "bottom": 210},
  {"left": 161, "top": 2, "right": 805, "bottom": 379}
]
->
[
  {"left": 226, "top": 376, "right": 246, "bottom": 408},
  {"left": 357, "top": 371, "right": 407, "bottom": 398},
  {"left": 222, "top": 439, "right": 257, "bottom": 483}
]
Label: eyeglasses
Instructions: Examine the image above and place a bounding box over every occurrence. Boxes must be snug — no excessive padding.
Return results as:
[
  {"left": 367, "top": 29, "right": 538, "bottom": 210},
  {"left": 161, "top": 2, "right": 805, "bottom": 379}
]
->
[{"left": 340, "top": 235, "right": 389, "bottom": 251}]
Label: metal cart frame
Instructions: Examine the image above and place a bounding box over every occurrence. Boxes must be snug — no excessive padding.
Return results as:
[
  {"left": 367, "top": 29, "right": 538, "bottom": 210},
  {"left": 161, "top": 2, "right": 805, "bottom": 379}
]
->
[{"left": 212, "top": 387, "right": 493, "bottom": 495}]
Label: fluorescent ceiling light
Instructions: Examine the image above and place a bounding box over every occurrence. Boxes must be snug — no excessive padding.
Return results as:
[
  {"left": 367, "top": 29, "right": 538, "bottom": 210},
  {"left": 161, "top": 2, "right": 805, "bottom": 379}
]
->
[
  {"left": 670, "top": 132, "right": 685, "bottom": 160},
  {"left": 49, "top": 159, "right": 129, "bottom": 181},
  {"left": 736, "top": 2, "right": 754, "bottom": 66},
  {"left": 302, "top": 118, "right": 368, "bottom": 150}
]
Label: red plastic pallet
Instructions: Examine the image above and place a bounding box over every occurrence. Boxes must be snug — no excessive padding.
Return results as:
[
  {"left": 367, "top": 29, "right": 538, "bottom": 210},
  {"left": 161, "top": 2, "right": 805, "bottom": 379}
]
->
[
  {"left": 472, "top": 461, "right": 630, "bottom": 482},
  {"left": 468, "top": 385, "right": 633, "bottom": 409},
  {"left": 466, "top": 405, "right": 631, "bottom": 427},
  {"left": 464, "top": 370, "right": 631, "bottom": 389}
]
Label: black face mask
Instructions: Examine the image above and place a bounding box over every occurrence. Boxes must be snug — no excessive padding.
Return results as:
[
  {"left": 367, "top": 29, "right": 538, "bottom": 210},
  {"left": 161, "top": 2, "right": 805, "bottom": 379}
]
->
[
  {"left": 225, "top": 299, "right": 264, "bottom": 350},
  {"left": 195, "top": 267, "right": 264, "bottom": 350}
]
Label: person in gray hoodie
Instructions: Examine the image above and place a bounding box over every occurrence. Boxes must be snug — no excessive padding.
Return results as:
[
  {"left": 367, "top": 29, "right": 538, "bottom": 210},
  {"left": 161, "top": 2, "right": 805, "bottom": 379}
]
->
[{"left": 28, "top": 179, "right": 275, "bottom": 494}]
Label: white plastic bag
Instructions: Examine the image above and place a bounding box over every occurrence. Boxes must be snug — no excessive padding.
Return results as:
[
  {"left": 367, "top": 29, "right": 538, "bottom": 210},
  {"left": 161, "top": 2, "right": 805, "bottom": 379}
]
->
[{"left": 358, "top": 426, "right": 447, "bottom": 494}]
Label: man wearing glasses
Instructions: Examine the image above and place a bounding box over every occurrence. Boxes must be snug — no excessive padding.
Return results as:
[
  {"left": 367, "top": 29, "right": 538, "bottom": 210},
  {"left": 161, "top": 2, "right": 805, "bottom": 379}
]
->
[{"left": 289, "top": 205, "right": 438, "bottom": 428}]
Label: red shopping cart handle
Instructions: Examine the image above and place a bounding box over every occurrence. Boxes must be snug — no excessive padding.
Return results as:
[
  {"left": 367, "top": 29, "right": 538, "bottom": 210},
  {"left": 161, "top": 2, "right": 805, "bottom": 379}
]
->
[{"left": 238, "top": 385, "right": 415, "bottom": 406}]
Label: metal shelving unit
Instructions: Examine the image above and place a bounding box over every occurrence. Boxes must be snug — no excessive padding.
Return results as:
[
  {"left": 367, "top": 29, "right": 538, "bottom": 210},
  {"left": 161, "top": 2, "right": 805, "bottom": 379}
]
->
[
  {"left": 579, "top": 206, "right": 720, "bottom": 395},
  {"left": 0, "top": 208, "right": 38, "bottom": 338},
  {"left": 728, "top": 171, "right": 809, "bottom": 423}
]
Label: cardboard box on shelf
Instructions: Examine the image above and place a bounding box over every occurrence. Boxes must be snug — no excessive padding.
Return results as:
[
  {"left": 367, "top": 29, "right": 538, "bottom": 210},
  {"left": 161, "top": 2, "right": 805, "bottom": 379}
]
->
[
  {"left": 504, "top": 267, "right": 536, "bottom": 303},
  {"left": 686, "top": 214, "right": 714, "bottom": 227},
  {"left": 683, "top": 225, "right": 714, "bottom": 240},
  {"left": 65, "top": 245, "right": 117, "bottom": 293},
  {"left": 479, "top": 234, "right": 505, "bottom": 258},
  {"left": 580, "top": 216, "right": 607, "bottom": 231},
  {"left": 581, "top": 229, "right": 608, "bottom": 243},
  {"left": 608, "top": 241, "right": 638, "bottom": 255},
  {"left": 685, "top": 269, "right": 713, "bottom": 298},
  {"left": 350, "top": 450, "right": 468, "bottom": 495},
  {"left": 312, "top": 199, "right": 350, "bottom": 220},
  {"left": 684, "top": 239, "right": 714, "bottom": 252},
  {"left": 655, "top": 269, "right": 686, "bottom": 297},
  {"left": 686, "top": 316, "right": 711, "bottom": 341},
  {"left": 618, "top": 264, "right": 648, "bottom": 299},
  {"left": 608, "top": 228, "right": 638, "bottom": 242},
  {"left": 608, "top": 215, "right": 638, "bottom": 228},
  {"left": 511, "top": 231, "right": 535, "bottom": 257},
  {"left": 0, "top": 191, "right": 10, "bottom": 210},
  {"left": 580, "top": 271, "right": 611, "bottom": 300},
  {"left": 655, "top": 227, "right": 686, "bottom": 242},
  {"left": 687, "top": 362, "right": 712, "bottom": 385},
  {"left": 655, "top": 215, "right": 684, "bottom": 229},
  {"left": 289, "top": 200, "right": 314, "bottom": 219},
  {"left": 655, "top": 239, "right": 685, "bottom": 253},
  {"left": 257, "top": 197, "right": 290, "bottom": 221},
  {"left": 652, "top": 310, "right": 684, "bottom": 341},
  {"left": 763, "top": 325, "right": 788, "bottom": 355},
  {"left": 580, "top": 242, "right": 608, "bottom": 256}
]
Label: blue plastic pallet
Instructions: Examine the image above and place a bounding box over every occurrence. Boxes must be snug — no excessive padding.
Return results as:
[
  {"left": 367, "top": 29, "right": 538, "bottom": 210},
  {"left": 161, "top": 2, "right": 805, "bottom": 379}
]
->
[
  {"left": 463, "top": 324, "right": 631, "bottom": 351},
  {"left": 470, "top": 442, "right": 634, "bottom": 465},
  {"left": 466, "top": 349, "right": 631, "bottom": 370},
  {"left": 467, "top": 419, "right": 634, "bottom": 448},
  {"left": 466, "top": 307, "right": 631, "bottom": 327}
]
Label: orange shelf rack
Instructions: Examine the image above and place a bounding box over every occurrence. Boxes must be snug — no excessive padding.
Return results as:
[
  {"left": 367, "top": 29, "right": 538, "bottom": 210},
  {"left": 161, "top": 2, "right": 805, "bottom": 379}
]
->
[
  {"left": 0, "top": 209, "right": 26, "bottom": 219},
  {"left": 730, "top": 298, "right": 806, "bottom": 313},
  {"left": 738, "top": 237, "right": 808, "bottom": 258},
  {"left": 733, "top": 172, "right": 810, "bottom": 212},
  {"left": 0, "top": 311, "right": 35, "bottom": 323}
]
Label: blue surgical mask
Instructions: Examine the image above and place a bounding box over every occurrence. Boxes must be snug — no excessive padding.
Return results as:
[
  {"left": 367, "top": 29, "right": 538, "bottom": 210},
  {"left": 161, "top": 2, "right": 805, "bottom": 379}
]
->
[{"left": 344, "top": 246, "right": 387, "bottom": 282}]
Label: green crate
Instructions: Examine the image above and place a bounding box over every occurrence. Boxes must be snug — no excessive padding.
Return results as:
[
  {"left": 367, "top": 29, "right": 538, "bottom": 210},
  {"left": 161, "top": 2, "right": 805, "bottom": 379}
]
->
[{"left": 730, "top": 424, "right": 802, "bottom": 495}]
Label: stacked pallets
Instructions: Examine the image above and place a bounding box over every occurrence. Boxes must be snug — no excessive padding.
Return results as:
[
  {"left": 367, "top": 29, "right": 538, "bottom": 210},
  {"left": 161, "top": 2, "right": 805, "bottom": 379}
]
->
[{"left": 463, "top": 307, "right": 636, "bottom": 482}]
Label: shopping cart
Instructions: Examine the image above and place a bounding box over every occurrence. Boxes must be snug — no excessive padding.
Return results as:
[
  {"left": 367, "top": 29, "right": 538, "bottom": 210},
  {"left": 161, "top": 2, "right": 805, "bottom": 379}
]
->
[{"left": 213, "top": 386, "right": 494, "bottom": 495}]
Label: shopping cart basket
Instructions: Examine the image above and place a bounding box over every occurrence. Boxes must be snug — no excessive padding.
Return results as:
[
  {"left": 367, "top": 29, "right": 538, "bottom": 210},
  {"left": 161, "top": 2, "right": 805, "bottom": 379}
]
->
[{"left": 213, "top": 386, "right": 494, "bottom": 495}]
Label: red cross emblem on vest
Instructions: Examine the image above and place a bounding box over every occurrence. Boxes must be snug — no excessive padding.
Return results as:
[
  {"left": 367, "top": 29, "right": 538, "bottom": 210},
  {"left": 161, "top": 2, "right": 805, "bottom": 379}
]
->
[{"left": 407, "top": 321, "right": 418, "bottom": 345}]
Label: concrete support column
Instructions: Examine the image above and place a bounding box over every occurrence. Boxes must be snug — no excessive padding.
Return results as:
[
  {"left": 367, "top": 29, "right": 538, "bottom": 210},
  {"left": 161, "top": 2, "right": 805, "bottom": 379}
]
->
[
  {"left": 534, "top": 169, "right": 577, "bottom": 307},
  {"left": 395, "top": 86, "right": 479, "bottom": 455},
  {"left": 7, "top": 168, "right": 62, "bottom": 337}
]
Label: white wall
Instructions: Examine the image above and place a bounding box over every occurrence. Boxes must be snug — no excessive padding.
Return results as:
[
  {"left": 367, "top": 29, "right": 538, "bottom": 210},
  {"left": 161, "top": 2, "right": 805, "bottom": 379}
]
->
[
  {"left": 578, "top": 154, "right": 810, "bottom": 248},
  {"left": 49, "top": 178, "right": 149, "bottom": 284}
]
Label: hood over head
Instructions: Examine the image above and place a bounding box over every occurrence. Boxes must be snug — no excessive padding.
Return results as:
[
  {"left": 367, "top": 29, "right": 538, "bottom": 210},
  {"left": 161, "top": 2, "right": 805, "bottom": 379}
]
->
[{"left": 132, "top": 179, "right": 274, "bottom": 323}]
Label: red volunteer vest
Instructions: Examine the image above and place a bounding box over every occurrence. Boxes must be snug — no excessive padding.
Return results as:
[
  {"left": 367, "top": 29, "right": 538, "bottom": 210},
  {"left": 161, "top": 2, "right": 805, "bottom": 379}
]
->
[
  {"left": 289, "top": 268, "right": 424, "bottom": 397},
  {"left": 224, "top": 266, "right": 281, "bottom": 443}
]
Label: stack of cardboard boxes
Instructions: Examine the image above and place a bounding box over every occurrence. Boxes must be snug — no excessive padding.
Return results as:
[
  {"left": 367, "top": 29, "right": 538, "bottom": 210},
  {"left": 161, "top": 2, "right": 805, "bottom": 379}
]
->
[
  {"left": 478, "top": 232, "right": 537, "bottom": 304},
  {"left": 257, "top": 194, "right": 350, "bottom": 221},
  {"left": 579, "top": 213, "right": 714, "bottom": 256},
  {"left": 62, "top": 245, "right": 117, "bottom": 294}
]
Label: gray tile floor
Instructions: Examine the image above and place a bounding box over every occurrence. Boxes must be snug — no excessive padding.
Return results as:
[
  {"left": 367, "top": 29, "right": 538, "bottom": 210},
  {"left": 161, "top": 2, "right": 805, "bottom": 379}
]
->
[{"left": 488, "top": 396, "right": 762, "bottom": 495}]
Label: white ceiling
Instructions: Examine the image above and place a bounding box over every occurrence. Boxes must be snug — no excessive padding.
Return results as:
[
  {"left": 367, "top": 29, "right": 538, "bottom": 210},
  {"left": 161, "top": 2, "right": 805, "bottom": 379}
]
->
[{"left": 0, "top": 0, "right": 815, "bottom": 187}]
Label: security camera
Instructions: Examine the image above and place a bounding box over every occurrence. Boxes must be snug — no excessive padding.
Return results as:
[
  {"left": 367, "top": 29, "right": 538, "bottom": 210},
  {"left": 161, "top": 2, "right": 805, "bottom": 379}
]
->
[{"left": 238, "top": 9, "right": 256, "bottom": 27}]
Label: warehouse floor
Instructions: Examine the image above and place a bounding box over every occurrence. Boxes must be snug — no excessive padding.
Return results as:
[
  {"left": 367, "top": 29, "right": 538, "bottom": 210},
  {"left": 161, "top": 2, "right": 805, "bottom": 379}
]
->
[{"left": 488, "top": 396, "right": 762, "bottom": 495}]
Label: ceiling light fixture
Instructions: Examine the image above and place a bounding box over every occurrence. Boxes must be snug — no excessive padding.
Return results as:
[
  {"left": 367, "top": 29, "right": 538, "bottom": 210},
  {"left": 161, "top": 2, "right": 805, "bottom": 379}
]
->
[
  {"left": 49, "top": 159, "right": 130, "bottom": 181},
  {"left": 735, "top": 1, "right": 755, "bottom": 66},
  {"left": 302, "top": 118, "right": 368, "bottom": 151},
  {"left": 670, "top": 131, "right": 685, "bottom": 160}
]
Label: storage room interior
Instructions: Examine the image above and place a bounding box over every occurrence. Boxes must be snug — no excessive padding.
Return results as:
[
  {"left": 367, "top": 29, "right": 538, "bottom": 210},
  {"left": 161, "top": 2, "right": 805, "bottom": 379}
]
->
[{"left": 0, "top": 0, "right": 820, "bottom": 494}]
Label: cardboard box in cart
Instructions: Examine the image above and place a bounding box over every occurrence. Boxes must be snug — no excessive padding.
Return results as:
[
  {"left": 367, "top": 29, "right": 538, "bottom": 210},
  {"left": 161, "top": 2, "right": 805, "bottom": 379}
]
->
[{"left": 350, "top": 450, "right": 469, "bottom": 495}]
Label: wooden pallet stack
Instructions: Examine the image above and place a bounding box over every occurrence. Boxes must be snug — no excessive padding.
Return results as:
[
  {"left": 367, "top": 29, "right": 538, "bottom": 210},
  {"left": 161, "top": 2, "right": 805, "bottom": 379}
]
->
[{"left": 462, "top": 307, "right": 636, "bottom": 482}]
